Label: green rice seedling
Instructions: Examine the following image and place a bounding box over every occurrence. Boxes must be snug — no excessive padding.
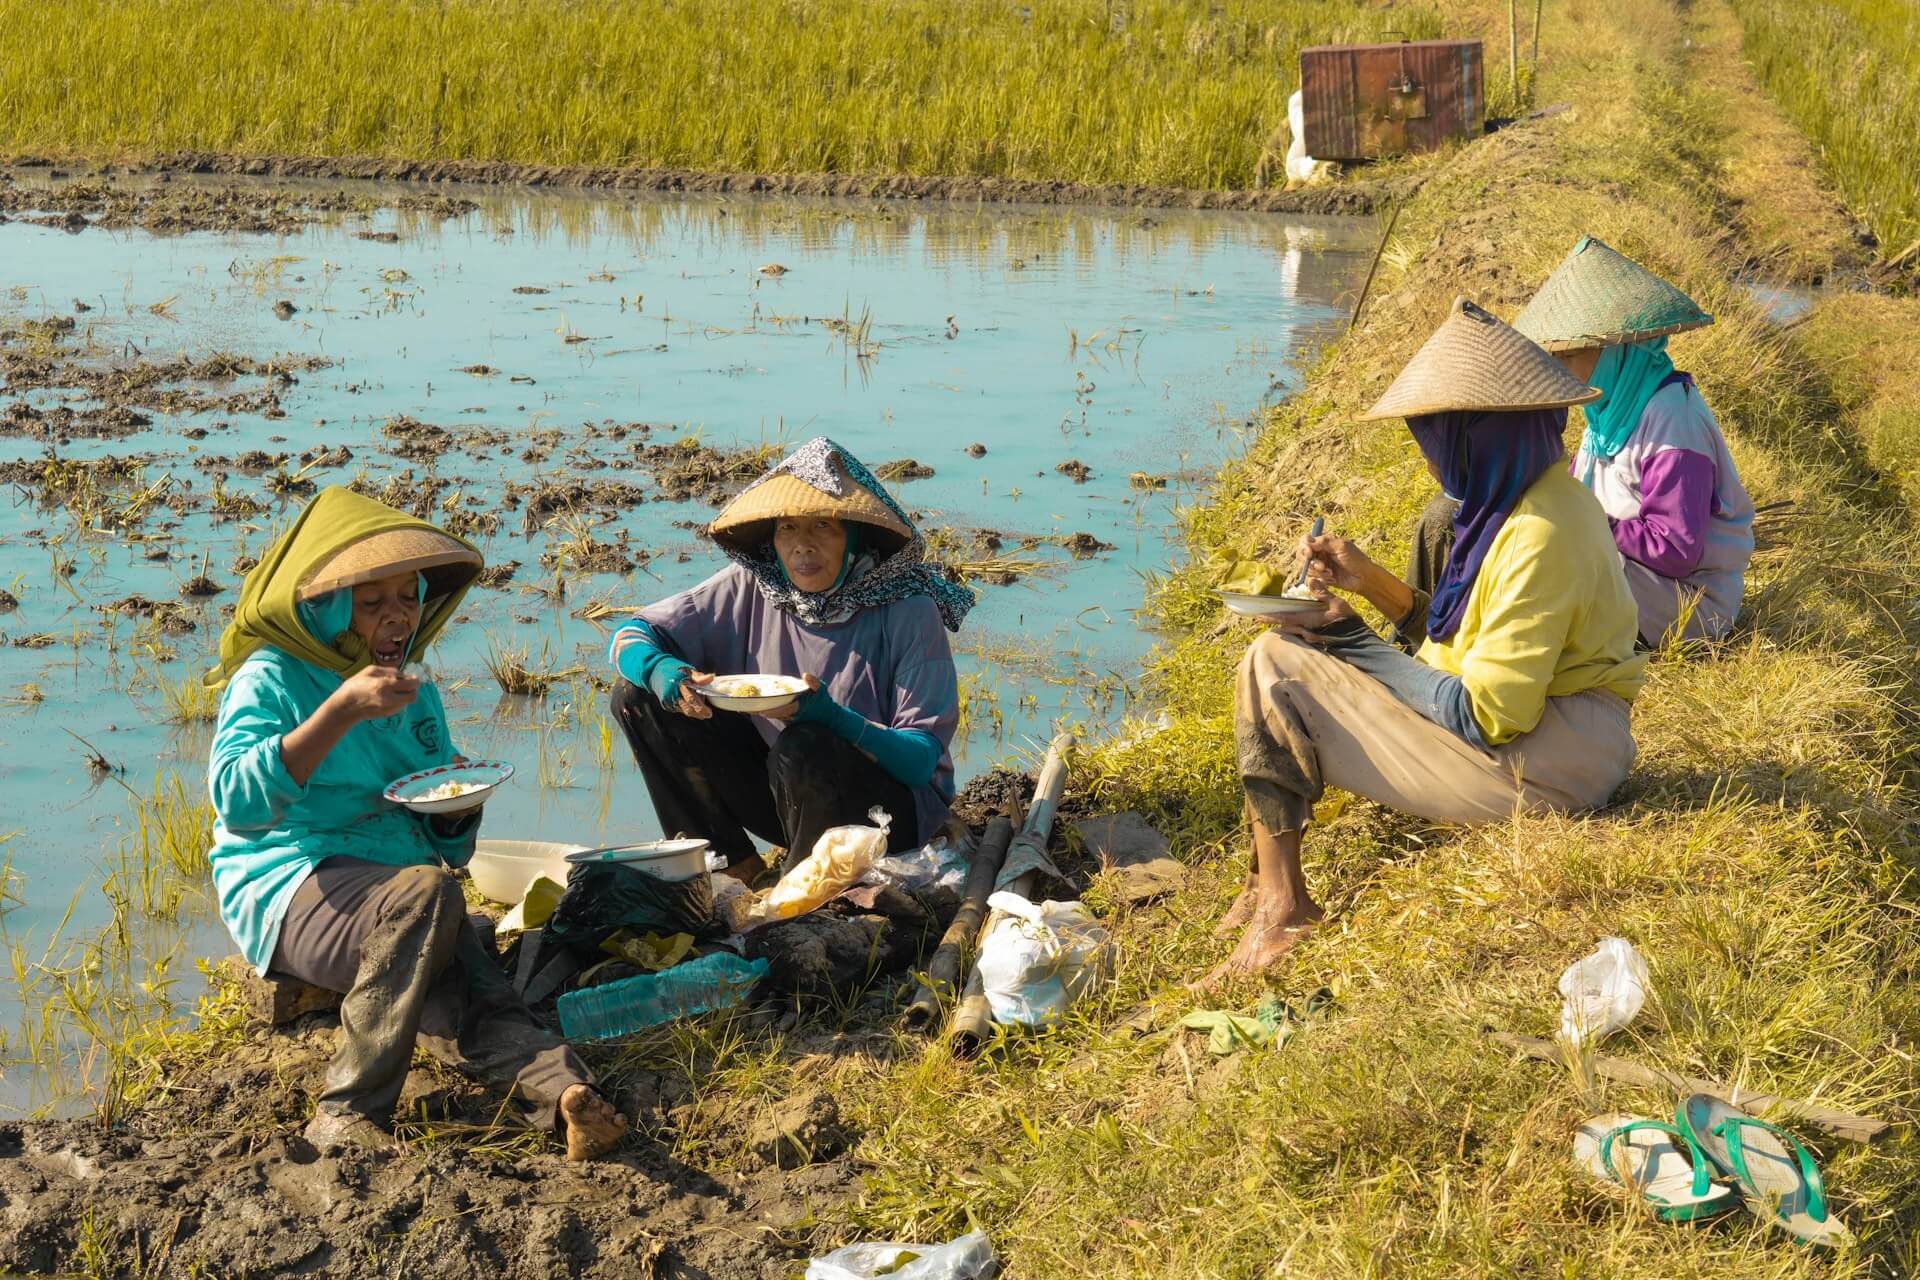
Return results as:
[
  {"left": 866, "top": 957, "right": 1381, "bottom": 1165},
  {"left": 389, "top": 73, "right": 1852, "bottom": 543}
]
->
[
  {"left": 0, "top": 0, "right": 1441, "bottom": 190},
  {"left": 1727, "top": 0, "right": 1920, "bottom": 264},
  {"left": 481, "top": 636, "right": 582, "bottom": 697},
  {"left": 160, "top": 674, "right": 220, "bottom": 723}
]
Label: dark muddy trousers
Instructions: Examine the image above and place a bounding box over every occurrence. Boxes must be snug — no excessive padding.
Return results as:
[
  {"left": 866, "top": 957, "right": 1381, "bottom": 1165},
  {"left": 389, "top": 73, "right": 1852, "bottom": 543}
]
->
[
  {"left": 610, "top": 679, "right": 918, "bottom": 874},
  {"left": 271, "top": 857, "right": 592, "bottom": 1131}
]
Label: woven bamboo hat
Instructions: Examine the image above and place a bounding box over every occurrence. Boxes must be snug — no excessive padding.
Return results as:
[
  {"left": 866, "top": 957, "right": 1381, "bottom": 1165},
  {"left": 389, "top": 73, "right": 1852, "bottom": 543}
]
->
[
  {"left": 298, "top": 527, "right": 483, "bottom": 601},
  {"left": 708, "top": 451, "right": 914, "bottom": 555},
  {"left": 1511, "top": 236, "right": 1714, "bottom": 352},
  {"left": 1356, "top": 297, "right": 1601, "bottom": 421}
]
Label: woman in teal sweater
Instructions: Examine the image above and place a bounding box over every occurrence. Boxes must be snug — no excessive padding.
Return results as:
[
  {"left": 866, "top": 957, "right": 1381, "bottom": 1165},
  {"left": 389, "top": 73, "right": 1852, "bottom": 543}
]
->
[{"left": 207, "top": 488, "right": 625, "bottom": 1159}]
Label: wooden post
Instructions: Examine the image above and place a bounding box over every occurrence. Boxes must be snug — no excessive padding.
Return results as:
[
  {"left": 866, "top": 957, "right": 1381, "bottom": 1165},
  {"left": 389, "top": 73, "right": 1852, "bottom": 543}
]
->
[
  {"left": 1508, "top": 0, "right": 1520, "bottom": 106},
  {"left": 1530, "top": 0, "right": 1544, "bottom": 102}
]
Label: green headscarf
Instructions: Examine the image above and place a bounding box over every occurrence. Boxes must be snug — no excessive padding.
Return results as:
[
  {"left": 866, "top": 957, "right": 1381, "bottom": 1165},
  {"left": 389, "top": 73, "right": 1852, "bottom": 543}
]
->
[
  {"left": 208, "top": 487, "right": 482, "bottom": 686},
  {"left": 1579, "top": 337, "right": 1675, "bottom": 479}
]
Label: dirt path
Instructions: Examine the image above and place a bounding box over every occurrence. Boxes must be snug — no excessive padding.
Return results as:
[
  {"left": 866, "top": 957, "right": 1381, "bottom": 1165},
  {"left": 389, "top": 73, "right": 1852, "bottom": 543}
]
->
[{"left": 4, "top": 151, "right": 1413, "bottom": 217}]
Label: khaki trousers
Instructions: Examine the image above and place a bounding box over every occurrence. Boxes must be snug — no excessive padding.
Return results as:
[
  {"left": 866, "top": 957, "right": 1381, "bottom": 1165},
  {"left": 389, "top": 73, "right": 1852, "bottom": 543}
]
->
[{"left": 1234, "top": 632, "right": 1634, "bottom": 833}]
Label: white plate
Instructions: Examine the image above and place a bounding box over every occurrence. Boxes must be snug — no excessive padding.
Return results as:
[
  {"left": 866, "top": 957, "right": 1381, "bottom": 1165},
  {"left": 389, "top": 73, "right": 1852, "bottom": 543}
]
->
[
  {"left": 383, "top": 760, "right": 515, "bottom": 814},
  {"left": 1214, "top": 589, "right": 1324, "bottom": 618},
  {"left": 563, "top": 837, "right": 711, "bottom": 881},
  {"left": 695, "top": 674, "right": 809, "bottom": 714}
]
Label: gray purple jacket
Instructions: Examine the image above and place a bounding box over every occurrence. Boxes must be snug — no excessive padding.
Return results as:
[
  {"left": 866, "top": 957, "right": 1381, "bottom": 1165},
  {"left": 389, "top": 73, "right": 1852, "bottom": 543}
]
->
[{"left": 1573, "top": 379, "right": 1754, "bottom": 643}]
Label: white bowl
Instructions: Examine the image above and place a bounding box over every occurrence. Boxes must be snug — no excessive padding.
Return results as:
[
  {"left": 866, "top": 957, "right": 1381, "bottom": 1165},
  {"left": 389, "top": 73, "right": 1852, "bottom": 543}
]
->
[
  {"left": 467, "top": 839, "right": 587, "bottom": 903},
  {"left": 1213, "top": 589, "right": 1324, "bottom": 619},
  {"left": 695, "top": 674, "right": 809, "bottom": 714},
  {"left": 384, "top": 760, "right": 515, "bottom": 814},
  {"left": 563, "top": 837, "right": 710, "bottom": 881}
]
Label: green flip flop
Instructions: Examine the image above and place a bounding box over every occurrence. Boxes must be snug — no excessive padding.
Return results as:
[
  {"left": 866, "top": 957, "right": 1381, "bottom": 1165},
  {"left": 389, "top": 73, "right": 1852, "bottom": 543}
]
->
[
  {"left": 1572, "top": 1114, "right": 1739, "bottom": 1223},
  {"left": 1676, "top": 1094, "right": 1853, "bottom": 1248}
]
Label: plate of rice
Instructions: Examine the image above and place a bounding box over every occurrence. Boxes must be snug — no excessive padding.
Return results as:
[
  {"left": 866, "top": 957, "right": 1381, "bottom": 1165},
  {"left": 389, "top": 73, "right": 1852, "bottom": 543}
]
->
[
  {"left": 694, "top": 674, "right": 810, "bottom": 714},
  {"left": 1213, "top": 586, "right": 1326, "bottom": 618},
  {"left": 384, "top": 760, "right": 515, "bottom": 814}
]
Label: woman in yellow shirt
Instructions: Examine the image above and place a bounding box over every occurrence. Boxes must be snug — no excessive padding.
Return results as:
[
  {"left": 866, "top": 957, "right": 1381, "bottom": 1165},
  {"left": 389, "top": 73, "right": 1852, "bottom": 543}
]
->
[{"left": 1212, "top": 298, "right": 1646, "bottom": 984}]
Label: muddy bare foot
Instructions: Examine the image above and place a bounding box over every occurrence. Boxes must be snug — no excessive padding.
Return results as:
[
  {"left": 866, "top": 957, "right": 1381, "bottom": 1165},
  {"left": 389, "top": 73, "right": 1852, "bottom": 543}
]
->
[
  {"left": 561, "top": 1085, "right": 628, "bottom": 1161},
  {"left": 1213, "top": 885, "right": 1259, "bottom": 938},
  {"left": 1193, "top": 902, "right": 1325, "bottom": 993},
  {"left": 304, "top": 1110, "right": 404, "bottom": 1156}
]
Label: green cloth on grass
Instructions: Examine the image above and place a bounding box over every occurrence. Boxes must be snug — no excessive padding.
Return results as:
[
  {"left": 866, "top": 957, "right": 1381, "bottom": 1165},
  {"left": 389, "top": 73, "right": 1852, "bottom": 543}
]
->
[
  {"left": 209, "top": 486, "right": 480, "bottom": 685},
  {"left": 1180, "top": 989, "right": 1332, "bottom": 1055}
]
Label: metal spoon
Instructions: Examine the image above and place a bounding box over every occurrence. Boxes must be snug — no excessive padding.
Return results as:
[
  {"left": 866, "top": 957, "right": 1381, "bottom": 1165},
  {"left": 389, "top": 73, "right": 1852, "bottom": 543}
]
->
[{"left": 1292, "top": 516, "right": 1326, "bottom": 590}]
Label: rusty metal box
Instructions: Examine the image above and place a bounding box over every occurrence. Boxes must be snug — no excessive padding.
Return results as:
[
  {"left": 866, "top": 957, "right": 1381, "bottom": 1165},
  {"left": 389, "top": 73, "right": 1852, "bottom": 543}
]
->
[{"left": 1299, "top": 39, "right": 1484, "bottom": 161}]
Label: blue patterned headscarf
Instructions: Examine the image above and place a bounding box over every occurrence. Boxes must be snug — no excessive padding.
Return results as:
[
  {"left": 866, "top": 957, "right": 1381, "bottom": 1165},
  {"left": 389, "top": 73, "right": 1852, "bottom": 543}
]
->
[
  {"left": 723, "top": 437, "right": 976, "bottom": 632},
  {"left": 1409, "top": 410, "right": 1568, "bottom": 642}
]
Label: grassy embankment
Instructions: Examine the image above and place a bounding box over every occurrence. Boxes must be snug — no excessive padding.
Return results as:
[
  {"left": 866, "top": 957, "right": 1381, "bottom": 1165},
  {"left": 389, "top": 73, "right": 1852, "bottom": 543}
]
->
[
  {"left": 1725, "top": 0, "right": 1920, "bottom": 268},
  {"left": 822, "top": 0, "right": 1920, "bottom": 1273},
  {"left": 0, "top": 0, "right": 1443, "bottom": 188}
]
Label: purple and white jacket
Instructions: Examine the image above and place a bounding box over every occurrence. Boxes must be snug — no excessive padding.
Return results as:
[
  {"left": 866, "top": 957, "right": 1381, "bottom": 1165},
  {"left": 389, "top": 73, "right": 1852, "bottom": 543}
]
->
[{"left": 1573, "top": 378, "right": 1754, "bottom": 644}]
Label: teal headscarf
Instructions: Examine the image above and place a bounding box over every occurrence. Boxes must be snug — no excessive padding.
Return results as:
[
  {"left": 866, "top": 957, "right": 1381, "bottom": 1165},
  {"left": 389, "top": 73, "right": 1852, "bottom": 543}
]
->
[{"left": 1580, "top": 338, "right": 1675, "bottom": 478}]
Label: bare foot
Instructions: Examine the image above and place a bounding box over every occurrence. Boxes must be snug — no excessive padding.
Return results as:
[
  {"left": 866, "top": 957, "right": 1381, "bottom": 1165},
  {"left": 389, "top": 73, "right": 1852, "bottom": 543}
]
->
[
  {"left": 1192, "top": 901, "right": 1325, "bottom": 993},
  {"left": 560, "top": 1084, "right": 628, "bottom": 1161},
  {"left": 304, "top": 1110, "right": 404, "bottom": 1156},
  {"left": 1213, "top": 886, "right": 1260, "bottom": 938}
]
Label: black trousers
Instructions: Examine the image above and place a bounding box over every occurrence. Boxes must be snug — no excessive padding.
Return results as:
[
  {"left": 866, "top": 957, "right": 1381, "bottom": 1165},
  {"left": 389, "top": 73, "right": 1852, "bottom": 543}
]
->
[{"left": 610, "top": 679, "right": 919, "bottom": 873}]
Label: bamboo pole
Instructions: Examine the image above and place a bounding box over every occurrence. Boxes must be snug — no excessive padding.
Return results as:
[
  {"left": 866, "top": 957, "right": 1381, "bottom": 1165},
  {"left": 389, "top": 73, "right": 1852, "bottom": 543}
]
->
[
  {"left": 900, "top": 816, "right": 1014, "bottom": 1032},
  {"left": 1530, "top": 0, "right": 1543, "bottom": 99},
  {"left": 1488, "top": 1032, "right": 1893, "bottom": 1144},
  {"left": 950, "top": 734, "right": 1074, "bottom": 1057},
  {"left": 1508, "top": 0, "right": 1520, "bottom": 106}
]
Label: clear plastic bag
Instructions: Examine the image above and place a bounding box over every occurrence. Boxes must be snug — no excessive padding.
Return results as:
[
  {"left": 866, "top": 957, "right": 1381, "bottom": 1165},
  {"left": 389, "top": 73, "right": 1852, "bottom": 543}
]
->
[
  {"left": 862, "top": 837, "right": 969, "bottom": 894},
  {"left": 1557, "top": 937, "right": 1649, "bottom": 1045},
  {"left": 975, "top": 891, "right": 1112, "bottom": 1027},
  {"left": 805, "top": 1231, "right": 995, "bottom": 1280},
  {"left": 754, "top": 807, "right": 892, "bottom": 923}
]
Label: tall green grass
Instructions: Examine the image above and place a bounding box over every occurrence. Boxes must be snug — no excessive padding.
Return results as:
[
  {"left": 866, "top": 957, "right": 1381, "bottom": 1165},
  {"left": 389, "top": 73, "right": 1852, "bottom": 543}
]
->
[
  {"left": 0, "top": 0, "right": 1440, "bottom": 189},
  {"left": 1727, "top": 0, "right": 1920, "bottom": 262}
]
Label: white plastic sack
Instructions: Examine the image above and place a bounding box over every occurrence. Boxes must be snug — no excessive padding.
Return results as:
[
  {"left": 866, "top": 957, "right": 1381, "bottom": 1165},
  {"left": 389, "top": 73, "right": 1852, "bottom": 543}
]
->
[
  {"left": 862, "top": 837, "right": 969, "bottom": 894},
  {"left": 1284, "top": 89, "right": 1333, "bottom": 185},
  {"left": 806, "top": 1231, "right": 995, "bottom": 1280},
  {"left": 755, "top": 807, "right": 892, "bottom": 923},
  {"left": 975, "top": 891, "right": 1112, "bottom": 1026},
  {"left": 1557, "top": 937, "right": 1649, "bottom": 1045}
]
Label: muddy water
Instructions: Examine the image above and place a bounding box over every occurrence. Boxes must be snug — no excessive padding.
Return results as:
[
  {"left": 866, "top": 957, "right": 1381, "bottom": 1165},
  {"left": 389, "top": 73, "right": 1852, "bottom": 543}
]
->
[{"left": 0, "top": 176, "right": 1374, "bottom": 1108}]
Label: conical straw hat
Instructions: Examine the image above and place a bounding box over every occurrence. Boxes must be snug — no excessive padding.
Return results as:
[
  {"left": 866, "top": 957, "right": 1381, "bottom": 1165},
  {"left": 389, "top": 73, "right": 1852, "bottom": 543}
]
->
[
  {"left": 1356, "top": 297, "right": 1601, "bottom": 422},
  {"left": 299, "top": 527, "right": 483, "bottom": 601},
  {"left": 1511, "top": 236, "right": 1713, "bottom": 352},
  {"left": 708, "top": 453, "right": 913, "bottom": 554}
]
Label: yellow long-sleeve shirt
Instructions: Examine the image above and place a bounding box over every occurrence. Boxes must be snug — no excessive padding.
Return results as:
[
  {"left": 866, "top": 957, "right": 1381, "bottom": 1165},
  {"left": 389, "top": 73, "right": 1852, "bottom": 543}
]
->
[{"left": 1419, "top": 468, "right": 1647, "bottom": 745}]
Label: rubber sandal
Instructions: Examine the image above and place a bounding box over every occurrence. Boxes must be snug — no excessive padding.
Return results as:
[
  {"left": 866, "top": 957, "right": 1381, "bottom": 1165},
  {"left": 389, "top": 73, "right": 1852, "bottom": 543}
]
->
[
  {"left": 1676, "top": 1094, "right": 1852, "bottom": 1247},
  {"left": 1573, "top": 1114, "right": 1739, "bottom": 1223}
]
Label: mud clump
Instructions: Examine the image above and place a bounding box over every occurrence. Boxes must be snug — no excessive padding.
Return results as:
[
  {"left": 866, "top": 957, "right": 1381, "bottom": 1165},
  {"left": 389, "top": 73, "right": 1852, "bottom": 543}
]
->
[
  {"left": 100, "top": 594, "right": 197, "bottom": 634},
  {"left": 512, "top": 478, "right": 649, "bottom": 536},
  {"left": 949, "top": 766, "right": 1038, "bottom": 827},
  {"left": 874, "top": 458, "right": 934, "bottom": 482},
  {"left": 541, "top": 534, "right": 641, "bottom": 575},
  {"left": 1063, "top": 531, "right": 1115, "bottom": 558},
  {"left": 634, "top": 439, "right": 773, "bottom": 505},
  {"left": 965, "top": 442, "right": 987, "bottom": 457},
  {"left": 0, "top": 590, "right": 16, "bottom": 613},
  {"left": 476, "top": 561, "right": 520, "bottom": 589},
  {"left": 180, "top": 574, "right": 222, "bottom": 598},
  {"left": 1056, "top": 458, "right": 1093, "bottom": 483}
]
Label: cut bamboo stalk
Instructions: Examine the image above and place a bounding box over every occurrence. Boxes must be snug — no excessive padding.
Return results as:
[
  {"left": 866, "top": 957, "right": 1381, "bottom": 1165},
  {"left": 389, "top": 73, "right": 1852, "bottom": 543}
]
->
[
  {"left": 901, "top": 816, "right": 1014, "bottom": 1032},
  {"left": 1488, "top": 1031, "right": 1892, "bottom": 1144},
  {"left": 950, "top": 733, "right": 1074, "bottom": 1057}
]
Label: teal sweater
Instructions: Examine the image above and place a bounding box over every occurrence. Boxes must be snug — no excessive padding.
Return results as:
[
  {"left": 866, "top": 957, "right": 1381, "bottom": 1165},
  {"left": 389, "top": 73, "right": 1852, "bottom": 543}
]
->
[{"left": 207, "top": 647, "right": 476, "bottom": 974}]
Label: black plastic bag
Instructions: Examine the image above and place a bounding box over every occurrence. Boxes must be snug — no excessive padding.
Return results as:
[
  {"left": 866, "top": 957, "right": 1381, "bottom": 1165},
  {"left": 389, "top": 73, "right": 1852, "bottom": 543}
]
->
[{"left": 541, "top": 862, "right": 720, "bottom": 960}]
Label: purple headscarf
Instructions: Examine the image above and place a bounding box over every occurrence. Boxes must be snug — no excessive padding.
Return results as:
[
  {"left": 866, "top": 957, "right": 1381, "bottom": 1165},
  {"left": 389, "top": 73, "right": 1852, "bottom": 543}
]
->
[{"left": 1410, "top": 409, "right": 1568, "bottom": 641}]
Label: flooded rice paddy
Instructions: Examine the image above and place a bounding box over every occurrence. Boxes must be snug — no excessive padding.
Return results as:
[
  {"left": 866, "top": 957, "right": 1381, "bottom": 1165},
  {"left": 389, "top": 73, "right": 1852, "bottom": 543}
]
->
[{"left": 0, "top": 172, "right": 1375, "bottom": 1108}]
